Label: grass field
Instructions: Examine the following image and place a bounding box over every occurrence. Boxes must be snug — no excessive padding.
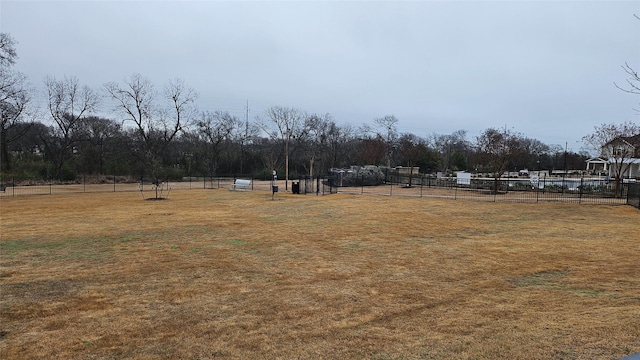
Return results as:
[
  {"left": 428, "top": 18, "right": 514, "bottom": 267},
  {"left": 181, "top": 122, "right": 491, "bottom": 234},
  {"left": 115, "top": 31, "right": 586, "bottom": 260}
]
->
[{"left": 1, "top": 189, "right": 639, "bottom": 359}]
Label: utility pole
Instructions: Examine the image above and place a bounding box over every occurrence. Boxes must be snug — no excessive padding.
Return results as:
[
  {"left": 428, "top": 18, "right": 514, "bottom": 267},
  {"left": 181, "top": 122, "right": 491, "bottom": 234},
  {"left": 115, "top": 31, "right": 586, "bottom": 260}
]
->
[
  {"left": 240, "top": 100, "right": 249, "bottom": 174},
  {"left": 285, "top": 125, "right": 290, "bottom": 191},
  {"left": 564, "top": 141, "right": 568, "bottom": 173},
  {"left": 245, "top": 100, "right": 249, "bottom": 126}
]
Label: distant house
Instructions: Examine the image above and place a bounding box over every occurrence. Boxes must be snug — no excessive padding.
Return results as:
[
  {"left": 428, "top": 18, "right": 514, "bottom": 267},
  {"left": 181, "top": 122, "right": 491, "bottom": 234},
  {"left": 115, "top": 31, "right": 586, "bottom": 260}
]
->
[
  {"left": 601, "top": 134, "right": 640, "bottom": 179},
  {"left": 585, "top": 157, "right": 609, "bottom": 175}
]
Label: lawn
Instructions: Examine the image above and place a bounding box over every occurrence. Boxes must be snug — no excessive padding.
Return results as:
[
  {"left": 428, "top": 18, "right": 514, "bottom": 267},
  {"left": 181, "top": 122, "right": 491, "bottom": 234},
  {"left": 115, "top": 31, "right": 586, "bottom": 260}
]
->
[{"left": 1, "top": 190, "right": 639, "bottom": 359}]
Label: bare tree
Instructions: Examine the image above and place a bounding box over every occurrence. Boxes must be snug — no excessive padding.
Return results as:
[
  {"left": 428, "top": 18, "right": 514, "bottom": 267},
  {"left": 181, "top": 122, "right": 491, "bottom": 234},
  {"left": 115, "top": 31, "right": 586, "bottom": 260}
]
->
[
  {"left": 433, "top": 130, "right": 469, "bottom": 172},
  {"left": 45, "top": 75, "right": 99, "bottom": 176},
  {"left": 79, "top": 116, "right": 123, "bottom": 174},
  {"left": 374, "top": 115, "right": 399, "bottom": 168},
  {"left": 476, "top": 128, "right": 523, "bottom": 194},
  {"left": 104, "top": 74, "right": 155, "bottom": 146},
  {"left": 105, "top": 74, "right": 197, "bottom": 197},
  {"left": 1, "top": 33, "right": 34, "bottom": 171},
  {"left": 325, "top": 122, "right": 353, "bottom": 169},
  {"left": 0, "top": 33, "right": 17, "bottom": 67},
  {"left": 397, "top": 133, "right": 424, "bottom": 186},
  {"left": 615, "top": 62, "right": 640, "bottom": 114},
  {"left": 197, "top": 110, "right": 238, "bottom": 175},
  {"left": 517, "top": 137, "right": 550, "bottom": 172},
  {"left": 583, "top": 122, "right": 640, "bottom": 197},
  {"left": 614, "top": 15, "right": 640, "bottom": 114},
  {"left": 300, "top": 113, "right": 335, "bottom": 177},
  {"left": 231, "top": 115, "right": 259, "bottom": 174},
  {"left": 258, "top": 106, "right": 310, "bottom": 190},
  {"left": 163, "top": 78, "right": 198, "bottom": 144}
]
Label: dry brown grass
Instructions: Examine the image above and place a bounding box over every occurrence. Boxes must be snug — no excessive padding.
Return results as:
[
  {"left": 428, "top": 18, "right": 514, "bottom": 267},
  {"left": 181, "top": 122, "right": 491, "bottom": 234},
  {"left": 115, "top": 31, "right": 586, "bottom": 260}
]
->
[{"left": 1, "top": 190, "right": 639, "bottom": 359}]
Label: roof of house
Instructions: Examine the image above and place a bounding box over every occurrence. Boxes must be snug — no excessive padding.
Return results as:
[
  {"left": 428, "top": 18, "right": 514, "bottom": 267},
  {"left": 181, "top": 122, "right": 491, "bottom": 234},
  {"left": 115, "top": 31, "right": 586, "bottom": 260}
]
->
[
  {"left": 605, "top": 134, "right": 640, "bottom": 146},
  {"left": 620, "top": 134, "right": 640, "bottom": 147},
  {"left": 604, "top": 134, "right": 640, "bottom": 158}
]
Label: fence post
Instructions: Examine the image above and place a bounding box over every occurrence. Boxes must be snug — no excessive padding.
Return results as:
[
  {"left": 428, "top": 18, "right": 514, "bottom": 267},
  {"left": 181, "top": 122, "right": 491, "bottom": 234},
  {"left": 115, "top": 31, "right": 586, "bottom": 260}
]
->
[
  {"left": 83, "top": 174, "right": 86, "bottom": 193},
  {"left": 49, "top": 177, "right": 52, "bottom": 195},
  {"left": 12, "top": 177, "right": 15, "bottom": 196},
  {"left": 579, "top": 175, "right": 583, "bottom": 203},
  {"left": 506, "top": 171, "right": 510, "bottom": 194},
  {"left": 494, "top": 181, "right": 497, "bottom": 202},
  {"left": 113, "top": 176, "right": 116, "bottom": 192}
]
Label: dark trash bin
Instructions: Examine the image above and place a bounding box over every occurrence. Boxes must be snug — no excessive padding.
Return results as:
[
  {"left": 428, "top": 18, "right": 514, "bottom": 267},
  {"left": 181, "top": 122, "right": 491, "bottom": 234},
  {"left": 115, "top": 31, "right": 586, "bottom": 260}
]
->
[
  {"left": 272, "top": 185, "right": 278, "bottom": 193},
  {"left": 292, "top": 182, "right": 300, "bottom": 194}
]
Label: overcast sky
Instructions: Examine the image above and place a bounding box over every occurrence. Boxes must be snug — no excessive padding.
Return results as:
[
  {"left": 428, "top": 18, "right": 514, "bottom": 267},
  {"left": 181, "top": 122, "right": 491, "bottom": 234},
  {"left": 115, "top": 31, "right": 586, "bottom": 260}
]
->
[{"left": 2, "top": 1, "right": 639, "bottom": 151}]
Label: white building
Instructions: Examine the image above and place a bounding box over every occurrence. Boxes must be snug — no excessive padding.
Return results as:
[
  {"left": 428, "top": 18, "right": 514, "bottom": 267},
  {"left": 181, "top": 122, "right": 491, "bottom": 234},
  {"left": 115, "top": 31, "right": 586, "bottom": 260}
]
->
[{"left": 592, "top": 134, "right": 640, "bottom": 179}]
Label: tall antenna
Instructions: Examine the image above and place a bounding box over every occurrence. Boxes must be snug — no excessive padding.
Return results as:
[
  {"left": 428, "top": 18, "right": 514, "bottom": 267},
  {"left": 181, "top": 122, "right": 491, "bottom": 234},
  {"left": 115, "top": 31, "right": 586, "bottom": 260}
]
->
[
  {"left": 245, "top": 99, "right": 249, "bottom": 124},
  {"left": 245, "top": 100, "right": 250, "bottom": 134},
  {"left": 240, "top": 100, "right": 249, "bottom": 174}
]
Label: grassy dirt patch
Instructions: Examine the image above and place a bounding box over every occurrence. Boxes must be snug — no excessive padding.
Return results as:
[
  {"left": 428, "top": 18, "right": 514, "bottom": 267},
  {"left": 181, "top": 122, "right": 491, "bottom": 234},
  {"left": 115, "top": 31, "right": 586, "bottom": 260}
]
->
[{"left": 1, "top": 190, "right": 639, "bottom": 359}]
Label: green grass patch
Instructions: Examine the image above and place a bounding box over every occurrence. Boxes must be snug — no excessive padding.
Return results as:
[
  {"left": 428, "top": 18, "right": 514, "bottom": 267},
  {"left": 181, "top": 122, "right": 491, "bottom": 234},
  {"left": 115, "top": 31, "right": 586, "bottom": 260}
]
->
[{"left": 510, "top": 270, "right": 569, "bottom": 288}]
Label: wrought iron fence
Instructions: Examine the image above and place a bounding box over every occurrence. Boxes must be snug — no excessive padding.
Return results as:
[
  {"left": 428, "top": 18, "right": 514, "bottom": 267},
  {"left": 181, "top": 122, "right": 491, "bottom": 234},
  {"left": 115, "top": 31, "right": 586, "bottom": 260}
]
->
[
  {"left": 0, "top": 174, "right": 337, "bottom": 197},
  {"left": 291, "top": 175, "right": 338, "bottom": 196},
  {"left": 628, "top": 183, "right": 640, "bottom": 209},
  {"left": 333, "top": 173, "right": 631, "bottom": 205},
  {"left": 0, "top": 173, "right": 635, "bottom": 207}
]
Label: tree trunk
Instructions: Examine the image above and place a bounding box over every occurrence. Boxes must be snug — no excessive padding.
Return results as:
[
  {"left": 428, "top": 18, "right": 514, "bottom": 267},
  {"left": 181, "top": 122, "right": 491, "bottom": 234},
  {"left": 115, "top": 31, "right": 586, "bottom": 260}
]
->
[
  {"left": 614, "top": 175, "right": 622, "bottom": 198},
  {"left": 0, "top": 128, "right": 11, "bottom": 171}
]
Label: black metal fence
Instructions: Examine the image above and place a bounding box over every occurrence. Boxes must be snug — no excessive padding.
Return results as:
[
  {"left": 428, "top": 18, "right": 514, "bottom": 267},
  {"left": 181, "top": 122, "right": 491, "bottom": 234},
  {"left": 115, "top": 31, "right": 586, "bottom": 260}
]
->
[
  {"left": 332, "top": 173, "right": 633, "bottom": 205},
  {"left": 291, "top": 176, "right": 338, "bottom": 196},
  {"left": 0, "top": 174, "right": 261, "bottom": 197},
  {"left": 0, "top": 174, "right": 338, "bottom": 197},
  {"left": 628, "top": 183, "right": 640, "bottom": 209},
  {"left": 1, "top": 173, "right": 636, "bottom": 207}
]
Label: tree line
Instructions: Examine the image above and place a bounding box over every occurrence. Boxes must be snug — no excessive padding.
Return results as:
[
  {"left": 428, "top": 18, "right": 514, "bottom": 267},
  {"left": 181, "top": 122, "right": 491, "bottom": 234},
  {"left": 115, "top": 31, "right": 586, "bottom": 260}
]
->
[{"left": 1, "top": 32, "right": 635, "bottom": 183}]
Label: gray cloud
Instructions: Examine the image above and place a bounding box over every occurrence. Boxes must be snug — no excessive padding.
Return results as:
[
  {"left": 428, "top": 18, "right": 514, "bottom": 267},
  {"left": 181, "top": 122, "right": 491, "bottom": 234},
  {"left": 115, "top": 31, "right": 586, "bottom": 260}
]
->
[{"left": 2, "top": 0, "right": 639, "bottom": 150}]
